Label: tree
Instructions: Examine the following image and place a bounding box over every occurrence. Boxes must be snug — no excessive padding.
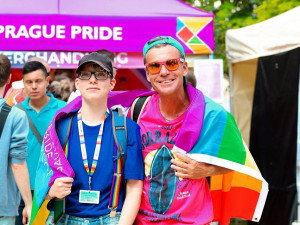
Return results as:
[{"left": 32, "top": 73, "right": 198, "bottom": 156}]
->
[{"left": 183, "top": 0, "right": 300, "bottom": 74}]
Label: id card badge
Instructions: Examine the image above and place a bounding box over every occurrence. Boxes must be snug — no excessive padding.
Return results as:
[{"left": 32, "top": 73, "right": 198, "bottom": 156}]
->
[{"left": 79, "top": 190, "right": 100, "bottom": 204}]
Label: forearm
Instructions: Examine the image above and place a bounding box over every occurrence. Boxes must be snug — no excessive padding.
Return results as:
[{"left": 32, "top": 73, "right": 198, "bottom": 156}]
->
[
  {"left": 204, "top": 163, "right": 232, "bottom": 177},
  {"left": 11, "top": 161, "right": 32, "bottom": 206},
  {"left": 118, "top": 179, "right": 143, "bottom": 225},
  {"left": 171, "top": 153, "right": 232, "bottom": 179}
]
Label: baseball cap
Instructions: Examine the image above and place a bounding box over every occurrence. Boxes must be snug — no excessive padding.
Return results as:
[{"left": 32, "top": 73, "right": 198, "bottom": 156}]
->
[
  {"left": 143, "top": 36, "right": 185, "bottom": 59},
  {"left": 76, "top": 52, "right": 113, "bottom": 77}
]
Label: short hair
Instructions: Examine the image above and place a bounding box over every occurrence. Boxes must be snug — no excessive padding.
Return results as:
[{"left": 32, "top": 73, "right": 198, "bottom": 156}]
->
[
  {"left": 95, "top": 49, "right": 115, "bottom": 62},
  {"left": 27, "top": 57, "right": 50, "bottom": 73},
  {"left": 22, "top": 61, "right": 48, "bottom": 78},
  {"left": 0, "top": 54, "right": 11, "bottom": 87}
]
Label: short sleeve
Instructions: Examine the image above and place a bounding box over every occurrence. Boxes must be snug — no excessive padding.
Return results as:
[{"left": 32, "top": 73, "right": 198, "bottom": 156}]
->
[
  {"left": 124, "top": 118, "right": 144, "bottom": 180},
  {"left": 9, "top": 109, "right": 29, "bottom": 164}
]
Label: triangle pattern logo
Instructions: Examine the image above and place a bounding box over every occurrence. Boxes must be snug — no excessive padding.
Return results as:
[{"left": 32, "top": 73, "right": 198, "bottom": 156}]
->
[{"left": 176, "top": 17, "right": 213, "bottom": 54}]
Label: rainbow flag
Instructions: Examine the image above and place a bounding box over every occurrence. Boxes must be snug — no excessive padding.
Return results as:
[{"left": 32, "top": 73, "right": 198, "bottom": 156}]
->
[
  {"left": 179, "top": 96, "right": 268, "bottom": 224},
  {"left": 30, "top": 85, "right": 267, "bottom": 225}
]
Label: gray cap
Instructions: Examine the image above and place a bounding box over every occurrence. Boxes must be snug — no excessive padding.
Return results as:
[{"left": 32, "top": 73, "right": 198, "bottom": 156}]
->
[{"left": 76, "top": 52, "right": 113, "bottom": 77}]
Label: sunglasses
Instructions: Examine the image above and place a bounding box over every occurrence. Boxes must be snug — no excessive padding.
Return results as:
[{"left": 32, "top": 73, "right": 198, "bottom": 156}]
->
[
  {"left": 145, "top": 58, "right": 184, "bottom": 74},
  {"left": 77, "top": 70, "right": 112, "bottom": 81}
]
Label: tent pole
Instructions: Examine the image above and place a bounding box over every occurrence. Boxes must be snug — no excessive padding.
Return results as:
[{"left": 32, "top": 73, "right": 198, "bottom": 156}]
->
[
  {"left": 228, "top": 63, "right": 234, "bottom": 114},
  {"left": 293, "top": 69, "right": 300, "bottom": 225}
]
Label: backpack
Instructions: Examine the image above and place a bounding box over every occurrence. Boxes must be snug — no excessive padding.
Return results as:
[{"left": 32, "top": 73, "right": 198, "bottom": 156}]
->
[
  {"left": 130, "top": 96, "right": 151, "bottom": 123},
  {"left": 56, "top": 108, "right": 127, "bottom": 159},
  {"left": 53, "top": 108, "right": 127, "bottom": 224},
  {"left": 0, "top": 103, "right": 12, "bottom": 139}
]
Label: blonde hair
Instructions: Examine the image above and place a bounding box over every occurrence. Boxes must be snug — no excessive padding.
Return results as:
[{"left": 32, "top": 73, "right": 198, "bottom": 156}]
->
[{"left": 48, "top": 78, "right": 72, "bottom": 102}]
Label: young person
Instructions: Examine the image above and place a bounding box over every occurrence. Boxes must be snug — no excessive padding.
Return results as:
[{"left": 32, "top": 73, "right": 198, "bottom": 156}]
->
[
  {"left": 33, "top": 52, "right": 144, "bottom": 225},
  {"left": 15, "top": 60, "right": 66, "bottom": 225}
]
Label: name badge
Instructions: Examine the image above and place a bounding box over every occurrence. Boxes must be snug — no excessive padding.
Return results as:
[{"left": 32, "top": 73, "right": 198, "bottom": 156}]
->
[{"left": 79, "top": 190, "right": 100, "bottom": 204}]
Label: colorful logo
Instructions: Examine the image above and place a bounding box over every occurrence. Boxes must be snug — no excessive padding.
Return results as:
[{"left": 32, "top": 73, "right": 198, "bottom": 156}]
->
[{"left": 177, "top": 17, "right": 214, "bottom": 54}]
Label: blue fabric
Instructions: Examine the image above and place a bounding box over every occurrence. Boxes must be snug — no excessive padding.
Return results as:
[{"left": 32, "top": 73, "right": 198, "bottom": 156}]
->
[
  {"left": 46, "top": 211, "right": 121, "bottom": 225},
  {"left": 0, "top": 98, "right": 28, "bottom": 216},
  {"left": 19, "top": 93, "right": 66, "bottom": 189},
  {"left": 0, "top": 216, "right": 16, "bottom": 224},
  {"left": 56, "top": 111, "right": 144, "bottom": 218}
]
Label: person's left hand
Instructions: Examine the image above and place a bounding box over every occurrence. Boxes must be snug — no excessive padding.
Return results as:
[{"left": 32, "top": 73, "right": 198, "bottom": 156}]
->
[{"left": 171, "top": 153, "right": 231, "bottom": 179}]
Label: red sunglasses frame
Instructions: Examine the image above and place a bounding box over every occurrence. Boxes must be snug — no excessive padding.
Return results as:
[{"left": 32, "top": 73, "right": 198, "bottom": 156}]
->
[{"left": 145, "top": 58, "right": 185, "bottom": 74}]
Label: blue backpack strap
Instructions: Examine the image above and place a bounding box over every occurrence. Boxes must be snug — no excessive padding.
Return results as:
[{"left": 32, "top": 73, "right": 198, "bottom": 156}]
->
[
  {"left": 111, "top": 108, "right": 127, "bottom": 160},
  {"left": 108, "top": 108, "right": 127, "bottom": 217},
  {"left": 55, "top": 112, "right": 76, "bottom": 151}
]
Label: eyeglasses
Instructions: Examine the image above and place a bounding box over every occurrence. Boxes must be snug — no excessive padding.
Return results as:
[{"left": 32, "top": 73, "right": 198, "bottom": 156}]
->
[
  {"left": 77, "top": 70, "right": 112, "bottom": 81},
  {"left": 145, "top": 58, "right": 184, "bottom": 74}
]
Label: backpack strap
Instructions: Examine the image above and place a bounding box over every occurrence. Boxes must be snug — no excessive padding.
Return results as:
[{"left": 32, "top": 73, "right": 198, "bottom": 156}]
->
[
  {"left": 0, "top": 103, "right": 12, "bottom": 139},
  {"left": 16, "top": 103, "right": 43, "bottom": 145},
  {"left": 108, "top": 108, "right": 127, "bottom": 217},
  {"left": 131, "top": 96, "right": 151, "bottom": 124},
  {"left": 55, "top": 112, "right": 76, "bottom": 152},
  {"left": 112, "top": 108, "right": 127, "bottom": 158}
]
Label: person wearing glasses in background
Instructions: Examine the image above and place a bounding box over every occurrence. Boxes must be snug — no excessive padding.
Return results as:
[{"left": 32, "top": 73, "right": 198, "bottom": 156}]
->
[{"left": 43, "top": 52, "right": 144, "bottom": 225}]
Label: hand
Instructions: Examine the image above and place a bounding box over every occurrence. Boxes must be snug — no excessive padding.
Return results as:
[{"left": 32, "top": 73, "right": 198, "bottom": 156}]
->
[
  {"left": 171, "top": 153, "right": 231, "bottom": 179},
  {"left": 48, "top": 177, "right": 74, "bottom": 199},
  {"left": 22, "top": 204, "right": 32, "bottom": 225}
]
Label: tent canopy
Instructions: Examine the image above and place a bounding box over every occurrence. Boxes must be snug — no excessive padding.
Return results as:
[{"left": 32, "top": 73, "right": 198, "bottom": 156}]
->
[
  {"left": 0, "top": 0, "right": 214, "bottom": 54},
  {"left": 0, "top": 0, "right": 212, "bottom": 17},
  {"left": 226, "top": 6, "right": 300, "bottom": 64}
]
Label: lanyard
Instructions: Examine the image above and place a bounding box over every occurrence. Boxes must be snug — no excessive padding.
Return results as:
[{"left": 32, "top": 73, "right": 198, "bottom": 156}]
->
[{"left": 77, "top": 109, "right": 109, "bottom": 190}]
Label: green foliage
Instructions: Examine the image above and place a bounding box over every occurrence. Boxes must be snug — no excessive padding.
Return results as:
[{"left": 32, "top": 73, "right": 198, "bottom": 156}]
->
[{"left": 182, "top": 0, "right": 300, "bottom": 74}]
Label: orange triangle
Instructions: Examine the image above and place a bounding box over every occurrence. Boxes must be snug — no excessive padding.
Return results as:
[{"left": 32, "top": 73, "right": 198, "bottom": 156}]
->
[
  {"left": 189, "top": 44, "right": 213, "bottom": 54},
  {"left": 179, "top": 17, "right": 213, "bottom": 34}
]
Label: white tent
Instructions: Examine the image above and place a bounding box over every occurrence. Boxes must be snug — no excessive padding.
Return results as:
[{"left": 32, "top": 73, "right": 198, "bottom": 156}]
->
[
  {"left": 226, "top": 6, "right": 300, "bottom": 225},
  {"left": 226, "top": 6, "right": 300, "bottom": 145}
]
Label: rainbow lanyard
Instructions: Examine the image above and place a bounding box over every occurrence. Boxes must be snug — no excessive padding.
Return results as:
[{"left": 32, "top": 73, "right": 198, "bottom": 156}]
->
[
  {"left": 77, "top": 109, "right": 109, "bottom": 190},
  {"left": 108, "top": 143, "right": 122, "bottom": 215}
]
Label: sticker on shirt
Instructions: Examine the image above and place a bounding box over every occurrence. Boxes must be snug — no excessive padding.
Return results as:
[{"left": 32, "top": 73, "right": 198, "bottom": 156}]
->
[
  {"left": 146, "top": 145, "right": 177, "bottom": 214},
  {"left": 79, "top": 190, "right": 100, "bottom": 204}
]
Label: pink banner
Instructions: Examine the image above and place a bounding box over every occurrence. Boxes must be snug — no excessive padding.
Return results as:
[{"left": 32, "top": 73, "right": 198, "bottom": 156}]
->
[
  {"left": 0, "top": 14, "right": 214, "bottom": 54},
  {"left": 0, "top": 51, "right": 144, "bottom": 69}
]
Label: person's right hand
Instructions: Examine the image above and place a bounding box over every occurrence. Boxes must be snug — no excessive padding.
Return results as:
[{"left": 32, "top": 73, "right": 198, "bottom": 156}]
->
[
  {"left": 48, "top": 177, "right": 74, "bottom": 199},
  {"left": 22, "top": 204, "right": 32, "bottom": 225}
]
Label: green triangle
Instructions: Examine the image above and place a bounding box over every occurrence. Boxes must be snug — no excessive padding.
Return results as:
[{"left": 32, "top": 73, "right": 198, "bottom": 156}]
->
[{"left": 188, "top": 36, "right": 203, "bottom": 44}]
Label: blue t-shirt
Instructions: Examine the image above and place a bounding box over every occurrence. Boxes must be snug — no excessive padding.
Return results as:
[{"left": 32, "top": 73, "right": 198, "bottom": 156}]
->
[
  {"left": 19, "top": 93, "right": 66, "bottom": 189},
  {"left": 59, "top": 111, "right": 144, "bottom": 217}
]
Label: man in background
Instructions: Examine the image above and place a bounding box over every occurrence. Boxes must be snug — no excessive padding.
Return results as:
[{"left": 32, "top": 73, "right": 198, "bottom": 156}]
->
[
  {"left": 0, "top": 54, "right": 32, "bottom": 225},
  {"left": 5, "top": 57, "right": 51, "bottom": 106},
  {"left": 15, "top": 61, "right": 66, "bottom": 225}
]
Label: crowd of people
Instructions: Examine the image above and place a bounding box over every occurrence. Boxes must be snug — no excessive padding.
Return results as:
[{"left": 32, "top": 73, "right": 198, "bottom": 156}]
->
[{"left": 0, "top": 36, "right": 266, "bottom": 225}]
